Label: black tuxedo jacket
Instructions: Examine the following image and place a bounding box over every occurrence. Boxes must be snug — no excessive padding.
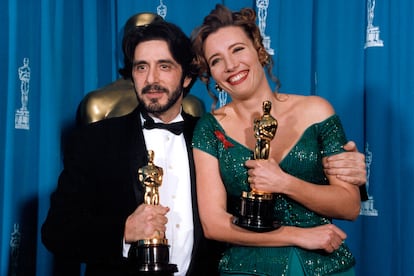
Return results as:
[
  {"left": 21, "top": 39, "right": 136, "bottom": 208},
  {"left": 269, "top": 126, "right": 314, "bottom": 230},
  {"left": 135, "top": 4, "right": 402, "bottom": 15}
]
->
[{"left": 42, "top": 106, "right": 222, "bottom": 275}]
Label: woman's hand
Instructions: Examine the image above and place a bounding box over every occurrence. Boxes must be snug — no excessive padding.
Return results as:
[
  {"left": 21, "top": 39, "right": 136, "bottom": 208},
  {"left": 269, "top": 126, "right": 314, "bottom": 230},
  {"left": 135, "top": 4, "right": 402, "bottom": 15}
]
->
[
  {"left": 245, "top": 158, "right": 287, "bottom": 194},
  {"left": 284, "top": 224, "right": 347, "bottom": 253}
]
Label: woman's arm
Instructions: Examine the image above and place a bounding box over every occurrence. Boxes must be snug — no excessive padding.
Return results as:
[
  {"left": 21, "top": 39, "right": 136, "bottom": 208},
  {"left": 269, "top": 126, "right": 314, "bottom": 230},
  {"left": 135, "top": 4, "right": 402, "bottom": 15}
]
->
[
  {"left": 245, "top": 157, "right": 361, "bottom": 220},
  {"left": 194, "top": 148, "right": 347, "bottom": 253}
]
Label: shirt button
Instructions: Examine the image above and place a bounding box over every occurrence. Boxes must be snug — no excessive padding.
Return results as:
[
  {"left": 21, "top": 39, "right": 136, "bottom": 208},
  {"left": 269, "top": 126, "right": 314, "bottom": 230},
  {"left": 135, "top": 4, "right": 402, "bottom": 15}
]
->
[{"left": 176, "top": 224, "right": 180, "bottom": 229}]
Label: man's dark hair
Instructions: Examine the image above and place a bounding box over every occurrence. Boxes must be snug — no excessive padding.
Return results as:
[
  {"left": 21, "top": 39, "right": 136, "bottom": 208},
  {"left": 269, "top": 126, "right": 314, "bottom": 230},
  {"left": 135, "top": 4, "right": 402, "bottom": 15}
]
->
[{"left": 119, "top": 21, "right": 197, "bottom": 96}]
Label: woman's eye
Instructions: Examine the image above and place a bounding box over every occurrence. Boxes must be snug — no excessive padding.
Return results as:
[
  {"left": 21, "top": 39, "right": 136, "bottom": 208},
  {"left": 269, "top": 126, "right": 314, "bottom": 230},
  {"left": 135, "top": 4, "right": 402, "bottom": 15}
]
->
[
  {"left": 233, "top": 46, "right": 244, "bottom": 53},
  {"left": 210, "top": 58, "right": 220, "bottom": 67}
]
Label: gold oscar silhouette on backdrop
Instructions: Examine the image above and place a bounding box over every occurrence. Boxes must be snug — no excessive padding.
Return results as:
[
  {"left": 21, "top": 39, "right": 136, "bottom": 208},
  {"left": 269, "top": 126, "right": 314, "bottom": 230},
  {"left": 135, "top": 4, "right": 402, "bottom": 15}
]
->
[{"left": 233, "top": 100, "right": 281, "bottom": 232}]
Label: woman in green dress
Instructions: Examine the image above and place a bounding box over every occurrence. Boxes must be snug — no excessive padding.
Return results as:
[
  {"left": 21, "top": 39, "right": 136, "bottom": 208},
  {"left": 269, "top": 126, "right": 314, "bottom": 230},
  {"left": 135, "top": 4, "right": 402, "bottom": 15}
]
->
[{"left": 191, "top": 4, "right": 361, "bottom": 276}]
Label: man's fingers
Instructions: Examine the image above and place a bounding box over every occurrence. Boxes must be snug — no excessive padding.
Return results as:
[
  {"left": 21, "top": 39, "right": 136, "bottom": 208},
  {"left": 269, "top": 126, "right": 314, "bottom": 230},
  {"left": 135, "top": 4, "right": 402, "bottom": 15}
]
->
[
  {"left": 343, "top": 141, "right": 358, "bottom": 152},
  {"left": 334, "top": 175, "right": 361, "bottom": 186}
]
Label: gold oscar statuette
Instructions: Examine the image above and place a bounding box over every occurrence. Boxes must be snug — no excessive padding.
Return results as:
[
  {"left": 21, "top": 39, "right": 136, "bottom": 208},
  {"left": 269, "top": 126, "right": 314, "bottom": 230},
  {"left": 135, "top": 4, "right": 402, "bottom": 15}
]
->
[
  {"left": 131, "top": 150, "right": 178, "bottom": 275},
  {"left": 233, "top": 100, "right": 281, "bottom": 232}
]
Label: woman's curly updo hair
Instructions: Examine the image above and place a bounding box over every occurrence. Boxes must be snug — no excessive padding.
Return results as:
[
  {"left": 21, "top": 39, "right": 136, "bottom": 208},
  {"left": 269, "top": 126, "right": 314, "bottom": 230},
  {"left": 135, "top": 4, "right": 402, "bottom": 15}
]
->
[{"left": 190, "top": 4, "right": 279, "bottom": 108}]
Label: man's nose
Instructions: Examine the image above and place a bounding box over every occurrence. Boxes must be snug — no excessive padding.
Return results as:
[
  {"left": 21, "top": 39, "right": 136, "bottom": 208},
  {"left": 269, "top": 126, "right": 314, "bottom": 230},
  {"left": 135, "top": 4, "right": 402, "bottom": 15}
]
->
[{"left": 146, "top": 67, "right": 159, "bottom": 83}]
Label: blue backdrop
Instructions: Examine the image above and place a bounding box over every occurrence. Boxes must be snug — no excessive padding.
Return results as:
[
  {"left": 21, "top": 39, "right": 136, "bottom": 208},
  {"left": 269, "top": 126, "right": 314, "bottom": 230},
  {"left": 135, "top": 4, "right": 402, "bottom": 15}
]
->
[{"left": 1, "top": 0, "right": 413, "bottom": 275}]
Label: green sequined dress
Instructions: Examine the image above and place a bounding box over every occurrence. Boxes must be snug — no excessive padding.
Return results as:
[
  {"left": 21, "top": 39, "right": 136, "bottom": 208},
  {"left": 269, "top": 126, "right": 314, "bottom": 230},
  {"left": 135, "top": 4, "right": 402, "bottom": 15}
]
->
[{"left": 192, "top": 113, "right": 355, "bottom": 276}]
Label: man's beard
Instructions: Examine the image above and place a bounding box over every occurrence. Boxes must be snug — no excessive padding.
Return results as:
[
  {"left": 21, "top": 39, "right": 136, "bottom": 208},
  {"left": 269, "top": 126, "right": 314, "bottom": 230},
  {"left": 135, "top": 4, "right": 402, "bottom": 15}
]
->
[{"left": 138, "top": 84, "right": 183, "bottom": 115}]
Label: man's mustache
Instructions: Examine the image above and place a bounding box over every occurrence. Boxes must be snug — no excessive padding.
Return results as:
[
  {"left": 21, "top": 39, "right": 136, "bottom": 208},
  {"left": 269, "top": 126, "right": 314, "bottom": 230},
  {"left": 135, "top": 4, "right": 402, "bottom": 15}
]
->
[{"left": 142, "top": 84, "right": 168, "bottom": 94}]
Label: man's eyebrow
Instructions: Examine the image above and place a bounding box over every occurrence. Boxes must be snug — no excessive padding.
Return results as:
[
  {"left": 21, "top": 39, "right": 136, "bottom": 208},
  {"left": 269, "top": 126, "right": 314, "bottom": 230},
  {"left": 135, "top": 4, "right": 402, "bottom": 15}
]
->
[
  {"left": 132, "top": 60, "right": 147, "bottom": 66},
  {"left": 132, "top": 59, "right": 176, "bottom": 66},
  {"left": 158, "top": 59, "right": 176, "bottom": 65}
]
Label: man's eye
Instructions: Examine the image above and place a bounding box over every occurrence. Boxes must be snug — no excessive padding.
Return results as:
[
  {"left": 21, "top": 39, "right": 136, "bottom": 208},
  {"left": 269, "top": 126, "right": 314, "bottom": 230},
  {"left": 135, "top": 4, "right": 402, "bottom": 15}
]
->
[
  {"left": 134, "top": 64, "right": 146, "bottom": 71},
  {"left": 160, "top": 64, "right": 171, "bottom": 70}
]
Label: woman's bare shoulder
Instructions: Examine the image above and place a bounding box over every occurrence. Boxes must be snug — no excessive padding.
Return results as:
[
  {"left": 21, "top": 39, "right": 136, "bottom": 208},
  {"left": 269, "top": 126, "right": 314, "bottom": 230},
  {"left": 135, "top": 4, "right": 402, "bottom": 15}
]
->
[{"left": 279, "top": 93, "right": 335, "bottom": 122}]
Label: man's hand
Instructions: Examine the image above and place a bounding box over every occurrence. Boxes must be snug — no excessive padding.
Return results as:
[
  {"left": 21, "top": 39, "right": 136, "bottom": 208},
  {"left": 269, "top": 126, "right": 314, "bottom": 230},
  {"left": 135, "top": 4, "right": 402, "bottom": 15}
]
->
[
  {"left": 323, "top": 141, "right": 366, "bottom": 186},
  {"left": 124, "top": 204, "right": 169, "bottom": 243}
]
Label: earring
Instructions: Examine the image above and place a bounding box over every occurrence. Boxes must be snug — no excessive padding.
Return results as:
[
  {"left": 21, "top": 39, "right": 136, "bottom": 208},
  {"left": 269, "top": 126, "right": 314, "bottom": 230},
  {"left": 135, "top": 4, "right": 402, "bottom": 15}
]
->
[
  {"left": 264, "top": 54, "right": 269, "bottom": 64},
  {"left": 215, "top": 83, "right": 227, "bottom": 107}
]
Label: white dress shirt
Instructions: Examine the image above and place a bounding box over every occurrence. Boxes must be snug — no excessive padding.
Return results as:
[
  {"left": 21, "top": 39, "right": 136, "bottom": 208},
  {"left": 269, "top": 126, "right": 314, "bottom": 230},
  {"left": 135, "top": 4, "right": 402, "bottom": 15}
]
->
[{"left": 123, "top": 112, "right": 194, "bottom": 276}]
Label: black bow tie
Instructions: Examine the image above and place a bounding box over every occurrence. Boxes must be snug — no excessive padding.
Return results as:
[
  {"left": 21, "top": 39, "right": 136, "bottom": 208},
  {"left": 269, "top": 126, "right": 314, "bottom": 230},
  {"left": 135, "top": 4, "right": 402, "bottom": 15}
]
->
[{"left": 142, "top": 111, "right": 185, "bottom": 135}]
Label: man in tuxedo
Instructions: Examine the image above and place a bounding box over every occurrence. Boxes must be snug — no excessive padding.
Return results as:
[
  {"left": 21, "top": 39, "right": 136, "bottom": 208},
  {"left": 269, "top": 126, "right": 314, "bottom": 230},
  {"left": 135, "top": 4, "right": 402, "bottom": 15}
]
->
[
  {"left": 42, "top": 17, "right": 367, "bottom": 276},
  {"left": 42, "top": 20, "right": 223, "bottom": 276}
]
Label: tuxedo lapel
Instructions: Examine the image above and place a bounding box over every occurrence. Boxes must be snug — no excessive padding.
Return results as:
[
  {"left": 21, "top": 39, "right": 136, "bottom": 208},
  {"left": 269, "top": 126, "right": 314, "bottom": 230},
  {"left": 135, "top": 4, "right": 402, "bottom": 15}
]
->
[
  {"left": 181, "top": 112, "right": 204, "bottom": 265},
  {"left": 126, "top": 108, "right": 148, "bottom": 205}
]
